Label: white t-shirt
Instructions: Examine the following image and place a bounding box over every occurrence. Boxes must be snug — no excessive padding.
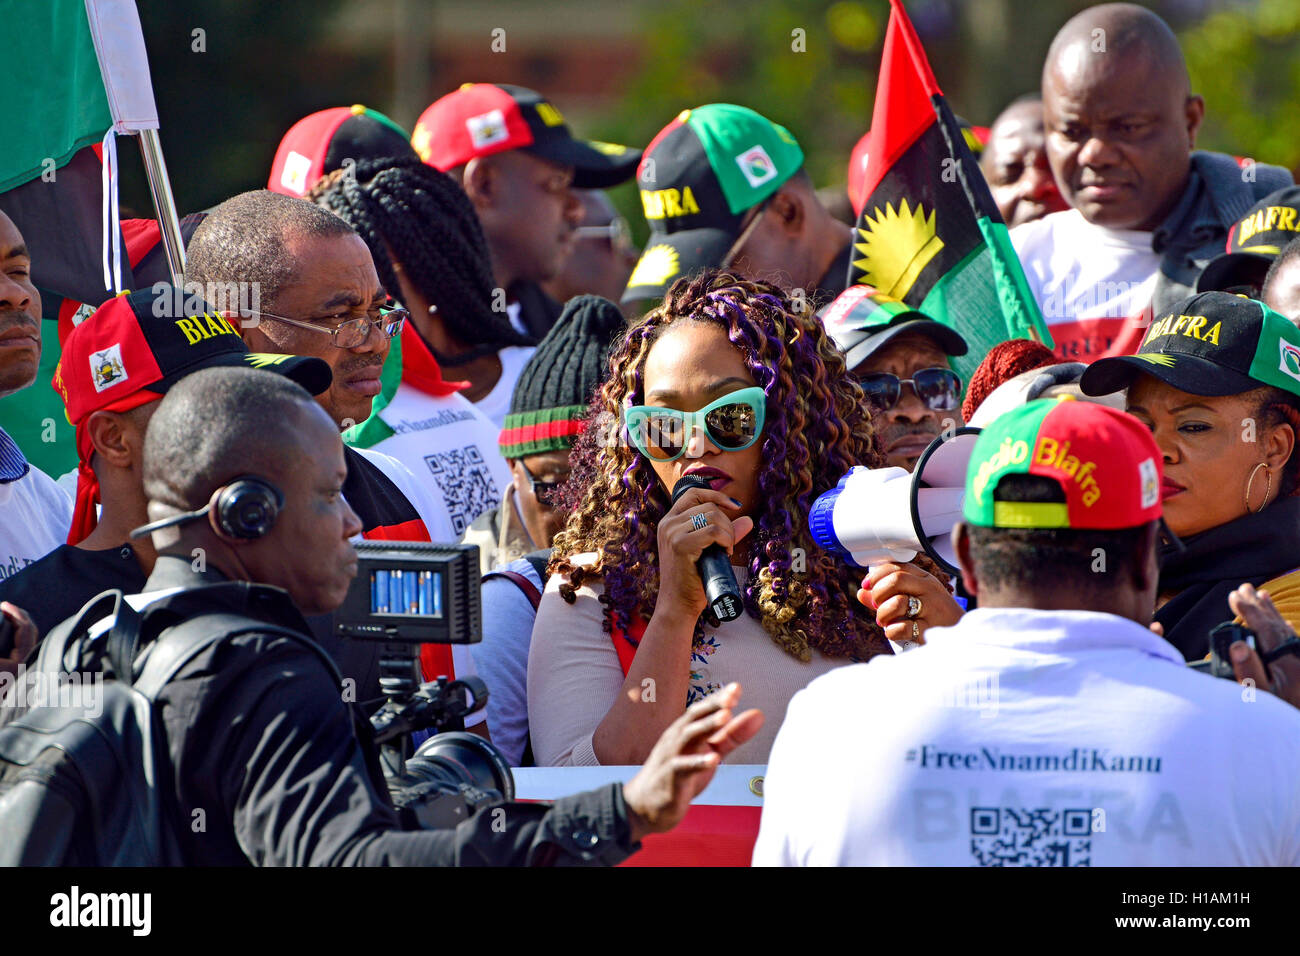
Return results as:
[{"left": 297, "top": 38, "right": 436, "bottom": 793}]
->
[
  {"left": 754, "top": 607, "right": 1300, "bottom": 866},
  {"left": 473, "top": 346, "right": 535, "bottom": 430},
  {"left": 1012, "top": 209, "right": 1159, "bottom": 362},
  {"left": 0, "top": 459, "right": 72, "bottom": 582},
  {"left": 353, "top": 384, "right": 510, "bottom": 540}
]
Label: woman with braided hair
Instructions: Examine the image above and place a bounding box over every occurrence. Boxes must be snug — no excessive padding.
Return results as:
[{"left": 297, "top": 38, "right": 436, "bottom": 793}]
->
[
  {"left": 309, "top": 156, "right": 535, "bottom": 426},
  {"left": 526, "top": 270, "right": 954, "bottom": 766}
]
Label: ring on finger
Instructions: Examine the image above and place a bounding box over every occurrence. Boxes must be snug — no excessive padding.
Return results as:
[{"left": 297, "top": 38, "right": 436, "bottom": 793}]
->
[
  {"left": 912, "top": 620, "right": 920, "bottom": 641},
  {"left": 690, "top": 512, "right": 711, "bottom": 531},
  {"left": 906, "top": 595, "right": 923, "bottom": 619}
]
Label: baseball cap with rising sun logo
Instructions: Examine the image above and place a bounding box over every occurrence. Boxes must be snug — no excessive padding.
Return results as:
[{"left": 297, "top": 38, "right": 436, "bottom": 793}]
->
[
  {"left": 623, "top": 104, "right": 805, "bottom": 306},
  {"left": 1080, "top": 292, "right": 1300, "bottom": 400}
]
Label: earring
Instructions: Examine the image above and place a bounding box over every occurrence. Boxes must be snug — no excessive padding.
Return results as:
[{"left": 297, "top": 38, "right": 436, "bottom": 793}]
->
[
  {"left": 1245, "top": 462, "right": 1273, "bottom": 513},
  {"left": 427, "top": 304, "right": 438, "bottom": 316}
]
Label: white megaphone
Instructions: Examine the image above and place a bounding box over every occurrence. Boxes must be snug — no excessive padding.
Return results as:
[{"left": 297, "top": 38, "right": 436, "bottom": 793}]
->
[{"left": 808, "top": 427, "right": 981, "bottom": 577}]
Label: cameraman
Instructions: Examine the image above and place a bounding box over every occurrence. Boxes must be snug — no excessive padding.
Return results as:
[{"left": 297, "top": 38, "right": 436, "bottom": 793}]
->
[
  {"left": 125, "top": 366, "right": 761, "bottom": 865},
  {"left": 756, "top": 399, "right": 1300, "bottom": 866}
]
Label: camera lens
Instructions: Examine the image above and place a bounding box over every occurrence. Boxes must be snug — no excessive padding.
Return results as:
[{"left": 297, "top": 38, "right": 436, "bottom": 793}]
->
[{"left": 403, "top": 731, "right": 515, "bottom": 802}]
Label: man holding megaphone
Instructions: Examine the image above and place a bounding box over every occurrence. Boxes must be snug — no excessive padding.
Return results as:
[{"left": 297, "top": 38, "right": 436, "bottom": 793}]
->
[
  {"left": 759, "top": 397, "right": 1300, "bottom": 866},
  {"left": 819, "top": 285, "right": 971, "bottom": 646}
]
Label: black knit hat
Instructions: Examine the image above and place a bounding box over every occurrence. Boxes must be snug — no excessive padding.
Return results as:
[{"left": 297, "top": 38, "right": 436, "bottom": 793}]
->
[{"left": 499, "top": 295, "right": 626, "bottom": 458}]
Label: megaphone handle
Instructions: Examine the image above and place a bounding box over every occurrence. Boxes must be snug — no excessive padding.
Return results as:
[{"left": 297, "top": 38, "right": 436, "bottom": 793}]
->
[{"left": 866, "top": 564, "right": 923, "bottom": 654}]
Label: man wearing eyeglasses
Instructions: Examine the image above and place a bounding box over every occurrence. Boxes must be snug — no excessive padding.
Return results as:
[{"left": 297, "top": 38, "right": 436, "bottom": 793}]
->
[
  {"left": 184, "top": 190, "right": 488, "bottom": 724},
  {"left": 623, "top": 104, "right": 852, "bottom": 313},
  {"left": 822, "top": 285, "right": 968, "bottom": 473}
]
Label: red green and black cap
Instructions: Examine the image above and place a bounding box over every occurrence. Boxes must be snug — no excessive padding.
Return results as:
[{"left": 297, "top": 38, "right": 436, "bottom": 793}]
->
[
  {"left": 412, "top": 83, "right": 639, "bottom": 190},
  {"left": 819, "top": 284, "right": 967, "bottom": 371},
  {"left": 964, "top": 397, "right": 1162, "bottom": 530},
  {"left": 623, "top": 105, "right": 805, "bottom": 305},
  {"left": 54, "top": 285, "right": 332, "bottom": 426},
  {"left": 1080, "top": 291, "right": 1300, "bottom": 400},
  {"left": 269, "top": 105, "right": 417, "bottom": 198},
  {"left": 1197, "top": 185, "right": 1300, "bottom": 294},
  {"left": 499, "top": 295, "right": 625, "bottom": 458}
]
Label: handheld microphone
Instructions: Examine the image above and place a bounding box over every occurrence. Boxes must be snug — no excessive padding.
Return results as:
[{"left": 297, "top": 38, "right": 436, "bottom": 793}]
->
[{"left": 671, "top": 474, "right": 744, "bottom": 622}]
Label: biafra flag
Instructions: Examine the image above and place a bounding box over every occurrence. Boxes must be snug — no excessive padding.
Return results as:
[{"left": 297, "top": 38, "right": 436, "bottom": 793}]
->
[
  {"left": 0, "top": 0, "right": 132, "bottom": 477},
  {"left": 850, "top": 0, "right": 1051, "bottom": 386}
]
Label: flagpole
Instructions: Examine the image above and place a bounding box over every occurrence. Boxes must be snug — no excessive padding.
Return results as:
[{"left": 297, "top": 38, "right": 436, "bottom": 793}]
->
[{"left": 136, "top": 128, "right": 186, "bottom": 284}]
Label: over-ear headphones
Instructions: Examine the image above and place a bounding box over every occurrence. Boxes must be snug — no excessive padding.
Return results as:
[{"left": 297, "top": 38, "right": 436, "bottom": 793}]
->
[{"left": 130, "top": 476, "right": 285, "bottom": 542}]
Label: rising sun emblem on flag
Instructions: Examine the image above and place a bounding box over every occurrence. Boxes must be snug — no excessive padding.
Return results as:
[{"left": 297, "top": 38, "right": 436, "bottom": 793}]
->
[{"left": 853, "top": 198, "right": 944, "bottom": 300}]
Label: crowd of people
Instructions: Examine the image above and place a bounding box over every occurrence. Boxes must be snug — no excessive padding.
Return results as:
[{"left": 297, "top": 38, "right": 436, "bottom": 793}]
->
[{"left": 1, "top": 1, "right": 1299, "bottom": 866}]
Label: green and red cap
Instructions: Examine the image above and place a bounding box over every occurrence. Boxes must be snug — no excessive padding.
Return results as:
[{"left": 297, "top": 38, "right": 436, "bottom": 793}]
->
[
  {"left": 623, "top": 104, "right": 805, "bottom": 304},
  {"left": 268, "top": 104, "right": 416, "bottom": 198},
  {"left": 964, "top": 397, "right": 1163, "bottom": 530},
  {"left": 1080, "top": 292, "right": 1300, "bottom": 399},
  {"left": 412, "top": 83, "right": 639, "bottom": 189},
  {"left": 497, "top": 295, "right": 624, "bottom": 458}
]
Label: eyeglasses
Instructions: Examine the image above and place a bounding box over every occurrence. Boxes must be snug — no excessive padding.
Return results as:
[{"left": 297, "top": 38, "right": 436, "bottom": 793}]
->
[
  {"left": 719, "top": 197, "right": 772, "bottom": 270},
  {"left": 574, "top": 217, "right": 633, "bottom": 256},
  {"left": 625, "top": 386, "right": 767, "bottom": 462},
  {"left": 518, "top": 460, "right": 568, "bottom": 506},
  {"left": 855, "top": 367, "right": 962, "bottom": 411},
  {"left": 243, "top": 306, "right": 408, "bottom": 350}
]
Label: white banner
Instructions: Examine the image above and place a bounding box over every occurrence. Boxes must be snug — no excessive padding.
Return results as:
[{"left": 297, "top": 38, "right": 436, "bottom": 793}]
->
[{"left": 512, "top": 764, "right": 767, "bottom": 806}]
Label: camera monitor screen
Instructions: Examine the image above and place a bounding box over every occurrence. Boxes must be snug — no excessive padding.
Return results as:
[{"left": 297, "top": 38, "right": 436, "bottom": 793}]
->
[
  {"left": 337, "top": 542, "right": 481, "bottom": 644},
  {"left": 370, "top": 569, "right": 442, "bottom": 618}
]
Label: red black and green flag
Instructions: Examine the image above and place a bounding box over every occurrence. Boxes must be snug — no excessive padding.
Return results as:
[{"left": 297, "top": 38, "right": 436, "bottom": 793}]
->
[
  {"left": 0, "top": 0, "right": 133, "bottom": 311},
  {"left": 850, "top": 0, "right": 1051, "bottom": 385}
]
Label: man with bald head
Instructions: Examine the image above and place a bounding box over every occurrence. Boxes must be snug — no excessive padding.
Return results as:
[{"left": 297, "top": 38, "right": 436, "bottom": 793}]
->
[{"left": 1012, "top": 3, "right": 1291, "bottom": 362}]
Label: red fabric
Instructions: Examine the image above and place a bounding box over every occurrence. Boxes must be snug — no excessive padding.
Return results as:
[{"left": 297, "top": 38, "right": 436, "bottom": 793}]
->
[
  {"left": 847, "top": 130, "right": 871, "bottom": 216},
  {"left": 497, "top": 418, "right": 585, "bottom": 448},
  {"left": 399, "top": 323, "right": 467, "bottom": 397},
  {"left": 609, "top": 612, "right": 645, "bottom": 676},
  {"left": 360, "top": 518, "right": 429, "bottom": 542},
  {"left": 67, "top": 422, "right": 100, "bottom": 545},
  {"left": 419, "top": 643, "right": 456, "bottom": 684},
  {"left": 859, "top": 0, "right": 943, "bottom": 204},
  {"left": 268, "top": 108, "right": 349, "bottom": 196},
  {"left": 618, "top": 805, "right": 761, "bottom": 867},
  {"left": 961, "top": 338, "right": 1058, "bottom": 422},
  {"left": 414, "top": 85, "right": 535, "bottom": 171}
]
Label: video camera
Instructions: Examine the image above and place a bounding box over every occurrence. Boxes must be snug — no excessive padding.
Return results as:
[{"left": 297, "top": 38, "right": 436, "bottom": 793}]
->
[{"left": 337, "top": 542, "right": 513, "bottom": 830}]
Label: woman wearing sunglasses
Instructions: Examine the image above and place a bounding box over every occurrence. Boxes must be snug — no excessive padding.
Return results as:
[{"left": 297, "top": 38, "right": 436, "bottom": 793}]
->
[{"left": 526, "top": 271, "right": 954, "bottom": 766}]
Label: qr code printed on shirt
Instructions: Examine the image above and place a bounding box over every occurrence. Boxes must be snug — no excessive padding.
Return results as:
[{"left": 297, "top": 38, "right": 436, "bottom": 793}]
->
[
  {"left": 969, "top": 807, "right": 1093, "bottom": 867},
  {"left": 423, "top": 445, "right": 500, "bottom": 535}
]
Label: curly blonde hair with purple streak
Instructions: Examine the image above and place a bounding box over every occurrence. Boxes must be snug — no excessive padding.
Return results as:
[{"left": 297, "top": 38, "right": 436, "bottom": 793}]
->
[{"left": 549, "top": 270, "right": 896, "bottom": 662}]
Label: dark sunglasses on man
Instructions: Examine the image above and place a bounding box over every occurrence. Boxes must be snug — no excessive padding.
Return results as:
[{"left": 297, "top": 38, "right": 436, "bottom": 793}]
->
[{"left": 854, "top": 367, "right": 962, "bottom": 411}]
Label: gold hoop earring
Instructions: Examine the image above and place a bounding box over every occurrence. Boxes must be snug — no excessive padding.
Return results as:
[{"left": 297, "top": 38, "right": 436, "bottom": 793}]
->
[{"left": 1246, "top": 462, "right": 1273, "bottom": 513}]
